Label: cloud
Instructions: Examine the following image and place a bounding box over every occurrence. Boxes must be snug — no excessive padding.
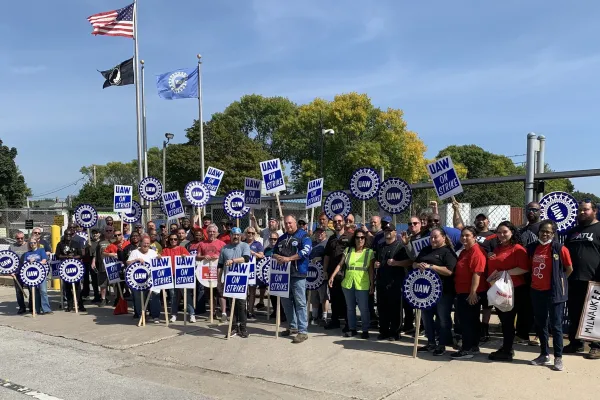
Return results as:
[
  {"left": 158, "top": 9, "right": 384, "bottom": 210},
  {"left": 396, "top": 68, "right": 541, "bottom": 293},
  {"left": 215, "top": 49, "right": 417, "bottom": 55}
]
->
[{"left": 10, "top": 65, "right": 47, "bottom": 75}]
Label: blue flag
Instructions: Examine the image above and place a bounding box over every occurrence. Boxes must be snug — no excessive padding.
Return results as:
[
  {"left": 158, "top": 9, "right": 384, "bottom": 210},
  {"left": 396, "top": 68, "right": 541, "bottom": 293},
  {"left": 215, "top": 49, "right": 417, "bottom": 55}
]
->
[{"left": 156, "top": 67, "right": 198, "bottom": 100}]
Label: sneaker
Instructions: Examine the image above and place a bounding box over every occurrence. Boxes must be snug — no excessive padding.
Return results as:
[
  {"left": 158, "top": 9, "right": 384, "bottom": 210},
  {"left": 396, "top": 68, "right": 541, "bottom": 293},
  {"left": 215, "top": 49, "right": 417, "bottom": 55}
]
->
[
  {"left": 79, "top": 307, "right": 86, "bottom": 312},
  {"left": 281, "top": 329, "right": 298, "bottom": 337},
  {"left": 17, "top": 309, "right": 26, "bottom": 315},
  {"left": 256, "top": 303, "right": 266, "bottom": 310},
  {"left": 361, "top": 331, "right": 370, "bottom": 339},
  {"left": 418, "top": 344, "right": 436, "bottom": 353},
  {"left": 99, "top": 299, "right": 108, "bottom": 307},
  {"left": 239, "top": 329, "right": 249, "bottom": 339},
  {"left": 489, "top": 348, "right": 513, "bottom": 362},
  {"left": 433, "top": 346, "right": 446, "bottom": 356},
  {"left": 470, "top": 347, "right": 481, "bottom": 355},
  {"left": 324, "top": 322, "right": 341, "bottom": 330},
  {"left": 563, "top": 343, "right": 584, "bottom": 354},
  {"left": 451, "top": 350, "right": 473, "bottom": 360},
  {"left": 227, "top": 328, "right": 239, "bottom": 338},
  {"left": 530, "top": 354, "right": 552, "bottom": 366},
  {"left": 153, "top": 318, "right": 160, "bottom": 324},
  {"left": 189, "top": 315, "right": 196, "bottom": 323},
  {"left": 310, "top": 319, "right": 319, "bottom": 326},
  {"left": 344, "top": 330, "right": 358, "bottom": 338},
  {"left": 342, "top": 325, "right": 350, "bottom": 333},
  {"left": 91, "top": 297, "right": 101, "bottom": 304},
  {"left": 529, "top": 337, "right": 540, "bottom": 346},
  {"left": 388, "top": 335, "right": 400, "bottom": 342},
  {"left": 292, "top": 333, "right": 308, "bottom": 343},
  {"left": 514, "top": 336, "right": 530, "bottom": 345},
  {"left": 220, "top": 313, "right": 228, "bottom": 323},
  {"left": 585, "top": 348, "right": 600, "bottom": 360},
  {"left": 377, "top": 333, "right": 391, "bottom": 341},
  {"left": 553, "top": 357, "right": 564, "bottom": 371},
  {"left": 170, "top": 315, "right": 177, "bottom": 323},
  {"left": 247, "top": 313, "right": 256, "bottom": 320}
]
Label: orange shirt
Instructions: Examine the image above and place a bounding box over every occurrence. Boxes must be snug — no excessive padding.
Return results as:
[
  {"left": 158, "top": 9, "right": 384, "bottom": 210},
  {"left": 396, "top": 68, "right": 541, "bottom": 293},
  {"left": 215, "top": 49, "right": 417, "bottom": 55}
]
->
[
  {"left": 161, "top": 246, "right": 190, "bottom": 273},
  {"left": 455, "top": 244, "right": 487, "bottom": 294},
  {"left": 105, "top": 240, "right": 130, "bottom": 254},
  {"left": 531, "top": 244, "right": 572, "bottom": 291},
  {"left": 487, "top": 243, "right": 529, "bottom": 287}
]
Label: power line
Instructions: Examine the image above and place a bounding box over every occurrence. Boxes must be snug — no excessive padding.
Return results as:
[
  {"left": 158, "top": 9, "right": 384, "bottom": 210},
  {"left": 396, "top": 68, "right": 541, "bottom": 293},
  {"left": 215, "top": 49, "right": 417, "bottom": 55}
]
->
[{"left": 29, "top": 177, "right": 86, "bottom": 199}]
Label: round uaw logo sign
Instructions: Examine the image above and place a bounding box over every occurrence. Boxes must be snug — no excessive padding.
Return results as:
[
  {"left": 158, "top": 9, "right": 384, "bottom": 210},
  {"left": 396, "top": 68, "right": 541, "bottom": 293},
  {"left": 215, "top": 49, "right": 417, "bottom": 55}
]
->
[
  {"left": 169, "top": 71, "right": 188, "bottom": 94},
  {"left": 256, "top": 256, "right": 271, "bottom": 286},
  {"left": 20, "top": 262, "right": 48, "bottom": 287},
  {"left": 349, "top": 167, "right": 381, "bottom": 201},
  {"left": 119, "top": 200, "right": 142, "bottom": 223},
  {"left": 0, "top": 250, "right": 20, "bottom": 275},
  {"left": 223, "top": 190, "right": 250, "bottom": 219},
  {"left": 139, "top": 176, "right": 163, "bottom": 202},
  {"left": 185, "top": 181, "right": 211, "bottom": 207},
  {"left": 125, "top": 261, "right": 152, "bottom": 291},
  {"left": 74, "top": 204, "right": 98, "bottom": 228},
  {"left": 59, "top": 259, "right": 85, "bottom": 283},
  {"left": 403, "top": 269, "right": 442, "bottom": 310},
  {"left": 306, "top": 260, "right": 325, "bottom": 290},
  {"left": 377, "top": 178, "right": 412, "bottom": 214},
  {"left": 540, "top": 191, "right": 578, "bottom": 233},
  {"left": 323, "top": 191, "right": 352, "bottom": 220}
]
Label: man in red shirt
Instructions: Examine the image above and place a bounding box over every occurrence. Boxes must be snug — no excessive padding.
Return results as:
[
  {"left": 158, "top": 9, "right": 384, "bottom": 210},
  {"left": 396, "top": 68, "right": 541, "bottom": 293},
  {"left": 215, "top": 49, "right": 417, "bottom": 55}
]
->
[
  {"left": 103, "top": 228, "right": 131, "bottom": 303},
  {"left": 198, "top": 224, "right": 227, "bottom": 321},
  {"left": 161, "top": 232, "right": 194, "bottom": 323},
  {"left": 217, "top": 220, "right": 233, "bottom": 245}
]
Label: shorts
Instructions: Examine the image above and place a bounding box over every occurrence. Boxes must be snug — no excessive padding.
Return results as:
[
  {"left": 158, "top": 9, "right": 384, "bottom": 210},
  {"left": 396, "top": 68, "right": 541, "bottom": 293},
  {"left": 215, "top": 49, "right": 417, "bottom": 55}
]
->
[
  {"left": 97, "top": 272, "right": 108, "bottom": 289},
  {"left": 310, "top": 284, "right": 329, "bottom": 306}
]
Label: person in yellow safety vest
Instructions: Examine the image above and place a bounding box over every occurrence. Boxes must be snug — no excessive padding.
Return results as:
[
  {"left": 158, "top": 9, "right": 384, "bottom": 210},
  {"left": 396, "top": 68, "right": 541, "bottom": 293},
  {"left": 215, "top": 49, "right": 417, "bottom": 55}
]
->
[{"left": 328, "top": 230, "right": 375, "bottom": 339}]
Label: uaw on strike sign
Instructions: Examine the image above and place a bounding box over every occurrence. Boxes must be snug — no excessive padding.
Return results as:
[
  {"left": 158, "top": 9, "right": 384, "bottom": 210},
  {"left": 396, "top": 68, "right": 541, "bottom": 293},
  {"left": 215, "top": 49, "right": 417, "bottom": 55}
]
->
[
  {"left": 427, "top": 156, "right": 463, "bottom": 201},
  {"left": 260, "top": 158, "right": 286, "bottom": 194}
]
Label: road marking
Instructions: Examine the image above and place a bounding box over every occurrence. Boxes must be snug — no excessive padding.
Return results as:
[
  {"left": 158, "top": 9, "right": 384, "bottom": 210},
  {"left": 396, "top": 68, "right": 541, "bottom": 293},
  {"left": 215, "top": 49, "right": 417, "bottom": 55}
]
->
[{"left": 1, "top": 379, "right": 64, "bottom": 400}]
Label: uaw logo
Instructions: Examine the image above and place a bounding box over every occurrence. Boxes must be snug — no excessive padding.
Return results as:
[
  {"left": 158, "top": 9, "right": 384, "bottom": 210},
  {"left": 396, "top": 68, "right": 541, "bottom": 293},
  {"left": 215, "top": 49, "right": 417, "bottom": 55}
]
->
[
  {"left": 184, "top": 181, "right": 211, "bottom": 207},
  {"left": 74, "top": 203, "right": 98, "bottom": 229},
  {"left": 223, "top": 190, "right": 250, "bottom": 219},
  {"left": 125, "top": 261, "right": 152, "bottom": 291},
  {"left": 540, "top": 191, "right": 578, "bottom": 233},
  {"left": 306, "top": 260, "right": 325, "bottom": 290},
  {"left": 119, "top": 200, "right": 143, "bottom": 223},
  {"left": 168, "top": 71, "right": 188, "bottom": 94},
  {"left": 19, "top": 262, "right": 47, "bottom": 287},
  {"left": 256, "top": 256, "right": 272, "bottom": 286},
  {"left": 349, "top": 167, "right": 381, "bottom": 201},
  {"left": 138, "top": 176, "right": 163, "bottom": 202},
  {"left": 403, "top": 269, "right": 442, "bottom": 310},
  {"left": 59, "top": 259, "right": 85, "bottom": 283},
  {"left": 377, "top": 178, "right": 412, "bottom": 214},
  {"left": 323, "top": 191, "right": 352, "bottom": 220},
  {"left": 0, "top": 250, "right": 20, "bottom": 275}
]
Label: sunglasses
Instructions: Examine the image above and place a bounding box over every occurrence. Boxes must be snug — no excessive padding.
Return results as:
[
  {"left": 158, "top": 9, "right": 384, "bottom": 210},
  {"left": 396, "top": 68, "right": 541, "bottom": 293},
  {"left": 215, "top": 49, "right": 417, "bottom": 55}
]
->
[
  {"left": 169, "top": 238, "right": 178, "bottom": 241},
  {"left": 333, "top": 220, "right": 344, "bottom": 223},
  {"left": 428, "top": 219, "right": 440, "bottom": 223},
  {"left": 16, "top": 237, "right": 24, "bottom": 240},
  {"left": 409, "top": 222, "right": 420, "bottom": 226},
  {"left": 269, "top": 238, "right": 278, "bottom": 241},
  {"left": 115, "top": 233, "right": 123, "bottom": 236},
  {"left": 247, "top": 232, "right": 256, "bottom": 235},
  {"left": 527, "top": 208, "right": 540, "bottom": 212},
  {"left": 32, "top": 231, "right": 41, "bottom": 235},
  {"left": 356, "top": 236, "right": 366, "bottom": 240}
]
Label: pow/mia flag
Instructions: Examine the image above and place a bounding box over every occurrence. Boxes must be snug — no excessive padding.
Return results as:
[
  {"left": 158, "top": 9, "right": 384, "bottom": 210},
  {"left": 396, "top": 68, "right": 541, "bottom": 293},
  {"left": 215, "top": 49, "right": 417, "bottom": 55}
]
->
[{"left": 99, "top": 57, "right": 134, "bottom": 89}]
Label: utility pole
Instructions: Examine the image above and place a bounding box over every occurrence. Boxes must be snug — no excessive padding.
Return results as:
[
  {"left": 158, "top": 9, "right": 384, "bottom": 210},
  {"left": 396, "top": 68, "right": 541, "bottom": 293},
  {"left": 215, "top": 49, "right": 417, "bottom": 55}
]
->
[{"left": 93, "top": 165, "right": 97, "bottom": 186}]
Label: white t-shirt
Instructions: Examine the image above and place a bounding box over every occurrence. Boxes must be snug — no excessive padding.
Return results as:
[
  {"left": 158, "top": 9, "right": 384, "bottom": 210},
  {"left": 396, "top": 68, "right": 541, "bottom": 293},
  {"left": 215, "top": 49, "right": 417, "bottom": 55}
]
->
[
  {"left": 260, "top": 228, "right": 283, "bottom": 248},
  {"left": 127, "top": 248, "right": 158, "bottom": 264}
]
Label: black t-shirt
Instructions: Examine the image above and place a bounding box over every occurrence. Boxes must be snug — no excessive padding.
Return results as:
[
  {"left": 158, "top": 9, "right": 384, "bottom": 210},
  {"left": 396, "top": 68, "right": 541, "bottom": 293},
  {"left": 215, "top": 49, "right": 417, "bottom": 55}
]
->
[
  {"left": 95, "top": 240, "right": 112, "bottom": 273},
  {"left": 55, "top": 240, "right": 83, "bottom": 259},
  {"left": 374, "top": 240, "right": 407, "bottom": 284},
  {"left": 565, "top": 222, "right": 600, "bottom": 281},
  {"left": 520, "top": 221, "right": 542, "bottom": 246},
  {"left": 415, "top": 246, "right": 457, "bottom": 295},
  {"left": 324, "top": 232, "right": 352, "bottom": 274},
  {"left": 476, "top": 231, "right": 496, "bottom": 253}
]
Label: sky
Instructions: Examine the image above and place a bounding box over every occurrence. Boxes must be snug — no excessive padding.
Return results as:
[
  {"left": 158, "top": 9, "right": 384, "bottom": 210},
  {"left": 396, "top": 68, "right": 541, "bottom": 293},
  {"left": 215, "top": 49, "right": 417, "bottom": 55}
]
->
[{"left": 1, "top": 0, "right": 600, "bottom": 202}]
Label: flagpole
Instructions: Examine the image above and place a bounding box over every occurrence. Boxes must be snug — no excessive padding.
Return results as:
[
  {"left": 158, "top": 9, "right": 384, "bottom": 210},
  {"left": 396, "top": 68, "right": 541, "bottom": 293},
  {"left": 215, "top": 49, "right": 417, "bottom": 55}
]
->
[
  {"left": 197, "top": 54, "right": 205, "bottom": 181},
  {"left": 141, "top": 59, "right": 149, "bottom": 226},
  {"left": 133, "top": 0, "right": 144, "bottom": 224}
]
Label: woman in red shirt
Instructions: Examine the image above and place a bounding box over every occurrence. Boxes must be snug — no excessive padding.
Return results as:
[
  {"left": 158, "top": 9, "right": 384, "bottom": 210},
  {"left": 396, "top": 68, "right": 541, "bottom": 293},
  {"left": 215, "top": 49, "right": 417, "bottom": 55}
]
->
[
  {"left": 528, "top": 220, "right": 572, "bottom": 371},
  {"left": 487, "top": 221, "right": 529, "bottom": 362},
  {"left": 451, "top": 226, "right": 487, "bottom": 360},
  {"left": 161, "top": 233, "right": 194, "bottom": 323}
]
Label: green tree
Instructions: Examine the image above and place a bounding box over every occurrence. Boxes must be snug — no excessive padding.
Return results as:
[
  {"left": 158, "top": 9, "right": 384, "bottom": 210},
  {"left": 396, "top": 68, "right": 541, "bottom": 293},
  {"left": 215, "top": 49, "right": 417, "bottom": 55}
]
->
[
  {"left": 571, "top": 191, "right": 600, "bottom": 204},
  {"left": 273, "top": 93, "right": 428, "bottom": 192},
  {"left": 72, "top": 182, "right": 114, "bottom": 208},
  {"left": 0, "top": 139, "right": 30, "bottom": 208}
]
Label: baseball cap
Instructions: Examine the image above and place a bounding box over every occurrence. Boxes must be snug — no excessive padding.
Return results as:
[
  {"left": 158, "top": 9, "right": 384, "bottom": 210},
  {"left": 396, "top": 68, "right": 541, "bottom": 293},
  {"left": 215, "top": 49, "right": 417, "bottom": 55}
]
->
[
  {"left": 313, "top": 227, "right": 325, "bottom": 235},
  {"left": 384, "top": 225, "right": 396, "bottom": 232},
  {"left": 382, "top": 216, "right": 392, "bottom": 223},
  {"left": 475, "top": 213, "right": 488, "bottom": 220},
  {"left": 298, "top": 219, "right": 307, "bottom": 226},
  {"left": 268, "top": 216, "right": 278, "bottom": 221},
  {"left": 231, "top": 227, "right": 242, "bottom": 235}
]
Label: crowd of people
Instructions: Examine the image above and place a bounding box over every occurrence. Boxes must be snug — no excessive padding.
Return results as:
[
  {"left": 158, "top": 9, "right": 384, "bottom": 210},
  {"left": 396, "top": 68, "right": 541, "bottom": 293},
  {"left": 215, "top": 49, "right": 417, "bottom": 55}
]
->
[{"left": 6, "top": 199, "right": 600, "bottom": 371}]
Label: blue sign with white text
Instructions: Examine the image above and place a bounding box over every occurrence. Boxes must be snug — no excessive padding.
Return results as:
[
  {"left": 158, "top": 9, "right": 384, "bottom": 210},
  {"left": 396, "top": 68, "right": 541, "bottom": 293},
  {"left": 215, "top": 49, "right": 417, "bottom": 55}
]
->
[
  {"left": 203, "top": 166, "right": 224, "bottom": 196},
  {"left": 260, "top": 158, "right": 286, "bottom": 194},
  {"left": 113, "top": 185, "right": 133, "bottom": 212},
  {"left": 426, "top": 156, "right": 463, "bottom": 201},
  {"left": 306, "top": 178, "right": 323, "bottom": 209}
]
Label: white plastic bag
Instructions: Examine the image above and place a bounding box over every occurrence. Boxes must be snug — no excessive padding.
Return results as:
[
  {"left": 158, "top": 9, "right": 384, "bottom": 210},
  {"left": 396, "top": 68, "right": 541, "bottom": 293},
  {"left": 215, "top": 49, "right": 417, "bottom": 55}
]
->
[{"left": 487, "top": 271, "right": 514, "bottom": 312}]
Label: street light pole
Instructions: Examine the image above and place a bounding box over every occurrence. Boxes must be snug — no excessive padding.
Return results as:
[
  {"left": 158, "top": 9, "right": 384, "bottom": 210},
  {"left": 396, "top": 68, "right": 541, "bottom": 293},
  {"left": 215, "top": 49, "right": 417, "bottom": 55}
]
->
[{"left": 163, "top": 133, "right": 174, "bottom": 189}]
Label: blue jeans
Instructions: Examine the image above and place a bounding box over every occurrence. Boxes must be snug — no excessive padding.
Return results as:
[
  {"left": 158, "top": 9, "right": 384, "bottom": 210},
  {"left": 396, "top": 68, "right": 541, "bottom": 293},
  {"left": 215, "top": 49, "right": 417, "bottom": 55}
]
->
[
  {"left": 36, "top": 278, "right": 52, "bottom": 313},
  {"left": 281, "top": 277, "right": 308, "bottom": 334},
  {"left": 531, "top": 289, "right": 564, "bottom": 358},
  {"left": 170, "top": 288, "right": 195, "bottom": 317},
  {"left": 342, "top": 286, "right": 370, "bottom": 332},
  {"left": 133, "top": 290, "right": 161, "bottom": 318},
  {"left": 422, "top": 292, "right": 454, "bottom": 347}
]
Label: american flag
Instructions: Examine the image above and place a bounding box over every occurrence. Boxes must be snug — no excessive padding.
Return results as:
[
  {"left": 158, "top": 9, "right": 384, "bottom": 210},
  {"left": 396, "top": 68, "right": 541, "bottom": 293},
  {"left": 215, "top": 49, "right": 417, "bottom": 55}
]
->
[{"left": 87, "top": 3, "right": 134, "bottom": 38}]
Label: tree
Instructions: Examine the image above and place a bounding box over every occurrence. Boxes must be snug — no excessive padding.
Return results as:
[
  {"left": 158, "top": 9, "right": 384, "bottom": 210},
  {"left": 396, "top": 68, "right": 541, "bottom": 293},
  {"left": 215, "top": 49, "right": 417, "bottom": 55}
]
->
[
  {"left": 436, "top": 145, "right": 575, "bottom": 207},
  {"left": 0, "top": 139, "right": 30, "bottom": 208},
  {"left": 273, "top": 93, "right": 428, "bottom": 192},
  {"left": 571, "top": 191, "right": 600, "bottom": 204},
  {"left": 71, "top": 182, "right": 114, "bottom": 208}
]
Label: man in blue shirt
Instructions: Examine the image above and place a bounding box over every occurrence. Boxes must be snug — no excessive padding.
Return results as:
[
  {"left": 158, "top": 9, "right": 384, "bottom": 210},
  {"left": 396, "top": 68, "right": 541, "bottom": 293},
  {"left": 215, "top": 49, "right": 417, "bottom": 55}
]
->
[
  {"left": 273, "top": 215, "right": 312, "bottom": 344},
  {"left": 422, "top": 213, "right": 462, "bottom": 250},
  {"left": 22, "top": 238, "right": 52, "bottom": 315}
]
